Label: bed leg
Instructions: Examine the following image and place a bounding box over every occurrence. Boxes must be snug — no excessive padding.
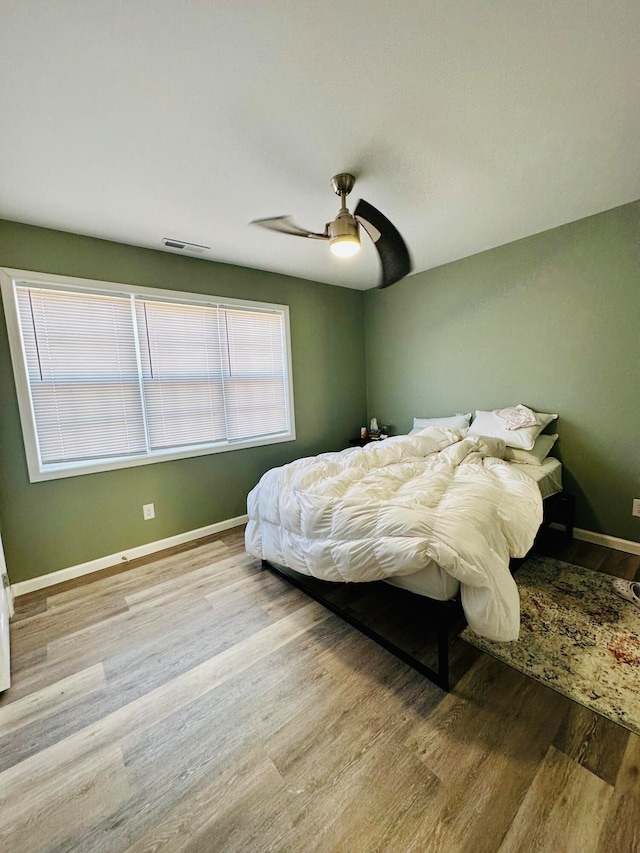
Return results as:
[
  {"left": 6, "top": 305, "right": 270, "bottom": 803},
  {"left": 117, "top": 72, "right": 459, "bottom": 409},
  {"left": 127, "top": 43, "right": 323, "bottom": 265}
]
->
[
  {"left": 564, "top": 492, "right": 576, "bottom": 541},
  {"left": 543, "top": 491, "right": 575, "bottom": 541},
  {"left": 436, "top": 613, "right": 450, "bottom": 691}
]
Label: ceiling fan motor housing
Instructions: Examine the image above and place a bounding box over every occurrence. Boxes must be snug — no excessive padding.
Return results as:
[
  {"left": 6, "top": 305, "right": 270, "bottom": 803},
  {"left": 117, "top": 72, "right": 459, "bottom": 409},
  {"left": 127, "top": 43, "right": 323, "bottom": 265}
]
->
[
  {"left": 328, "top": 210, "right": 361, "bottom": 256},
  {"left": 328, "top": 210, "right": 359, "bottom": 241}
]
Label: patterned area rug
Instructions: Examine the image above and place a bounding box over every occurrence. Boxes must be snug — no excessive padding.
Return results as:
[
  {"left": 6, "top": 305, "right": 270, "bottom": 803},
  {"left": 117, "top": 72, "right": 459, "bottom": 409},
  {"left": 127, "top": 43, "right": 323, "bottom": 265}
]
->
[{"left": 461, "top": 555, "right": 640, "bottom": 735}]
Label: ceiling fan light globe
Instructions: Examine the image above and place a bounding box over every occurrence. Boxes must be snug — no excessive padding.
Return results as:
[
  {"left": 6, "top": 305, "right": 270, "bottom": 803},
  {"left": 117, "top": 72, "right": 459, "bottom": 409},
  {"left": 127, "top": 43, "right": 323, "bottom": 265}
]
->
[{"left": 330, "top": 235, "right": 361, "bottom": 257}]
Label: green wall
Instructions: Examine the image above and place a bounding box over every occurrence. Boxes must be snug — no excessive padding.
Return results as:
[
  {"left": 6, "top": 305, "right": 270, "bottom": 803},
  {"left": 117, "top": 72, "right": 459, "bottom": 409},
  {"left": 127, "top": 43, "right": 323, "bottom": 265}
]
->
[
  {"left": 2, "top": 201, "right": 638, "bottom": 583},
  {"left": 365, "top": 201, "right": 640, "bottom": 543},
  {"left": 0, "top": 220, "right": 367, "bottom": 583}
]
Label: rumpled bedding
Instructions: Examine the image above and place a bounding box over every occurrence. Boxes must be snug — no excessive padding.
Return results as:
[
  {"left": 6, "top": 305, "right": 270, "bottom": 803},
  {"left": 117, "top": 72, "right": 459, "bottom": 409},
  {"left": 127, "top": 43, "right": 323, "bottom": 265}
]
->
[{"left": 245, "top": 428, "right": 543, "bottom": 640}]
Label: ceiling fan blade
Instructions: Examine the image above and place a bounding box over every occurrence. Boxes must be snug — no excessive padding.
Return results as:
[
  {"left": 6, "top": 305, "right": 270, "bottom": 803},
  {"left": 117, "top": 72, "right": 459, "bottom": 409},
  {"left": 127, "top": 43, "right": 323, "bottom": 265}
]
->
[
  {"left": 354, "top": 199, "right": 412, "bottom": 288},
  {"left": 251, "top": 216, "right": 328, "bottom": 240}
]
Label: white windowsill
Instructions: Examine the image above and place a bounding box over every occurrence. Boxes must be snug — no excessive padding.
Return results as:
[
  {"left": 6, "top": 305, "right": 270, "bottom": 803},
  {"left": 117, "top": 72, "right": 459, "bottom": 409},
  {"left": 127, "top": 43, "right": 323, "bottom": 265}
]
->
[{"left": 29, "top": 431, "right": 296, "bottom": 482}]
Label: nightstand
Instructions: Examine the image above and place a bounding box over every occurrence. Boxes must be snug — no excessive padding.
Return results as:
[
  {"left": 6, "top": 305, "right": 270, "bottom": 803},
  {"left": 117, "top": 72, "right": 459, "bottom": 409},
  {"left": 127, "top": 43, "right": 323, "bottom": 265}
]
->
[
  {"left": 349, "top": 438, "right": 370, "bottom": 447},
  {"left": 349, "top": 437, "right": 385, "bottom": 448}
]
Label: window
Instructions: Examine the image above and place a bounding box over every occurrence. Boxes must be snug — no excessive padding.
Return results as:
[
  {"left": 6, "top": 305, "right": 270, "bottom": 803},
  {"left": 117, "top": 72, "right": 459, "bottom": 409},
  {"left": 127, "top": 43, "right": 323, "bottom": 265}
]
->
[{"left": 1, "top": 268, "right": 295, "bottom": 481}]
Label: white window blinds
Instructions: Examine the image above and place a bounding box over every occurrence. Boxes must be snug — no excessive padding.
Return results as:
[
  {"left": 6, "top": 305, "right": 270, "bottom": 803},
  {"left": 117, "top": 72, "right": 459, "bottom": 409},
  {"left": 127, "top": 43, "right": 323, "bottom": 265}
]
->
[
  {"left": 17, "top": 286, "right": 147, "bottom": 464},
  {"left": 222, "top": 307, "right": 288, "bottom": 441},
  {"left": 135, "top": 298, "right": 227, "bottom": 450},
  {"left": 136, "top": 300, "right": 289, "bottom": 447},
  {"left": 7, "top": 275, "right": 293, "bottom": 479}
]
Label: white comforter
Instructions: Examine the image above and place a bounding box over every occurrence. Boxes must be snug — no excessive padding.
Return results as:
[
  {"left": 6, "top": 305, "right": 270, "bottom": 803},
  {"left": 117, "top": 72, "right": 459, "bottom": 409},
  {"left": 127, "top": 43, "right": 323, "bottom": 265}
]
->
[{"left": 245, "top": 429, "right": 543, "bottom": 641}]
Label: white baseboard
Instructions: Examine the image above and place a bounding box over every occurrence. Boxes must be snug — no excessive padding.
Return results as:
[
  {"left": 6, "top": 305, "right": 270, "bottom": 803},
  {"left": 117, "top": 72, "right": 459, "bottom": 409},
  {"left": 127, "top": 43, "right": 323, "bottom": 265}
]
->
[
  {"left": 550, "top": 523, "right": 640, "bottom": 556},
  {"left": 11, "top": 514, "right": 249, "bottom": 598}
]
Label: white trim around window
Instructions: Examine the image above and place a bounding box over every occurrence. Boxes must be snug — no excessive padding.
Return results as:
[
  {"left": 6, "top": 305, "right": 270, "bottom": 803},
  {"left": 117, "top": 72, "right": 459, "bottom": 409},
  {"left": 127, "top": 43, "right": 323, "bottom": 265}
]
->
[{"left": 0, "top": 268, "right": 296, "bottom": 482}]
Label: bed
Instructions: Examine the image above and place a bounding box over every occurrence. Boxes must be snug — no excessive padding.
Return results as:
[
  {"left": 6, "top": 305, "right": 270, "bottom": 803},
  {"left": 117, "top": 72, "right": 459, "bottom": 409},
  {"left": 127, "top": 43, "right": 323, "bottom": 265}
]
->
[{"left": 245, "top": 425, "right": 573, "bottom": 690}]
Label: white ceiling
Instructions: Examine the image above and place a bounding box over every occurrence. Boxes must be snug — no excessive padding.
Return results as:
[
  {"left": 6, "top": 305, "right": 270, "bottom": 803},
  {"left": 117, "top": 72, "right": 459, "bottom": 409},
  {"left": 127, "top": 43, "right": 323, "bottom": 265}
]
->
[{"left": 1, "top": 1, "right": 639, "bottom": 290}]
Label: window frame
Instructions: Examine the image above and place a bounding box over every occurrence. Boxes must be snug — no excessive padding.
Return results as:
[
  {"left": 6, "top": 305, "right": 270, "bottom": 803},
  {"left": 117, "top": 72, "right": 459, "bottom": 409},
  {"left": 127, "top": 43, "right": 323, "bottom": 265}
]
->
[{"left": 0, "top": 267, "right": 296, "bottom": 482}]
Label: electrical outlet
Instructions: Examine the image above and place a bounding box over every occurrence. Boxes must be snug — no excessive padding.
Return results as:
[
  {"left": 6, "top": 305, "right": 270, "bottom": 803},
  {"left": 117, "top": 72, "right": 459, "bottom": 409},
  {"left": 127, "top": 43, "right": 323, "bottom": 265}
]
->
[
  {"left": 143, "top": 503, "right": 155, "bottom": 520},
  {"left": 633, "top": 499, "right": 640, "bottom": 518}
]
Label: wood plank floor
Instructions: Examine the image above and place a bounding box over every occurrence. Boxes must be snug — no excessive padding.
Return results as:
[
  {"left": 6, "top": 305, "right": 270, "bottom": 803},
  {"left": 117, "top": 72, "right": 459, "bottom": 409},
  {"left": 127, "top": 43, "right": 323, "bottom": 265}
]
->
[{"left": 1, "top": 527, "right": 639, "bottom": 852}]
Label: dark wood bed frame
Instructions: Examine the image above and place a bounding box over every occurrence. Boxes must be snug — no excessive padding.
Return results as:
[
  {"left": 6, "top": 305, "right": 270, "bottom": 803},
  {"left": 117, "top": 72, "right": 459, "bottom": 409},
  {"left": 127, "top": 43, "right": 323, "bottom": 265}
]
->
[{"left": 263, "top": 490, "right": 575, "bottom": 692}]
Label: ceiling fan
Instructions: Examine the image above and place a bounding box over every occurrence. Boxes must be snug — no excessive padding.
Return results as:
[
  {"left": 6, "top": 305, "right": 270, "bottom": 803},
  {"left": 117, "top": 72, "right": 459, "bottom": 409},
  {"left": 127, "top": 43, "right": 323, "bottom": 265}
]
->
[{"left": 251, "top": 173, "right": 412, "bottom": 288}]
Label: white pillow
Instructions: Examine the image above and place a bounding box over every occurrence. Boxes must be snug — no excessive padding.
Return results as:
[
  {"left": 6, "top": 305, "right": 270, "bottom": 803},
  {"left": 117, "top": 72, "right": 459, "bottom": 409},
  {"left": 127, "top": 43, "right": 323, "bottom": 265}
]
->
[
  {"left": 504, "top": 434, "right": 558, "bottom": 465},
  {"left": 468, "top": 409, "right": 558, "bottom": 450},
  {"left": 494, "top": 404, "right": 538, "bottom": 430},
  {"left": 409, "top": 413, "right": 472, "bottom": 435}
]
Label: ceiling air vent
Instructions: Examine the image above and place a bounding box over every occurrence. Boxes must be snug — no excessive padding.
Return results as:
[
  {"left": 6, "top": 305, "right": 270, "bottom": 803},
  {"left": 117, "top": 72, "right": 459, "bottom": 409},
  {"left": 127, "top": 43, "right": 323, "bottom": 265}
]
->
[{"left": 161, "top": 238, "right": 210, "bottom": 255}]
